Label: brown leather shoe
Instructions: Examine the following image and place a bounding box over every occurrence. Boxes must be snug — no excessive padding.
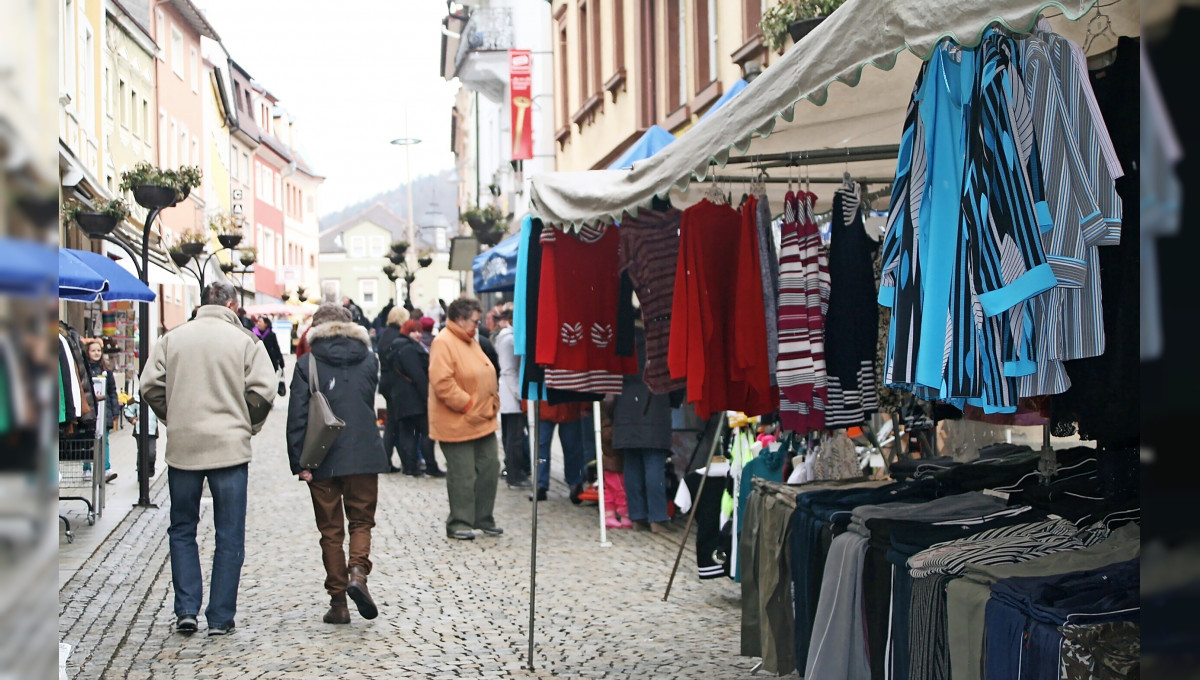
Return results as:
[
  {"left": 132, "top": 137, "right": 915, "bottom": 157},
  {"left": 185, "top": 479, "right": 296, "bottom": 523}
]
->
[
  {"left": 346, "top": 567, "right": 378, "bottom": 620},
  {"left": 649, "top": 521, "right": 673, "bottom": 535},
  {"left": 323, "top": 596, "right": 350, "bottom": 624}
]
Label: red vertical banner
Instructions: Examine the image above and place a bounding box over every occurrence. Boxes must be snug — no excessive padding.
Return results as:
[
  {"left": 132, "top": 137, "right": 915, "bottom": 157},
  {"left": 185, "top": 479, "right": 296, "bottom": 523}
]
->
[{"left": 509, "top": 49, "right": 533, "bottom": 161}]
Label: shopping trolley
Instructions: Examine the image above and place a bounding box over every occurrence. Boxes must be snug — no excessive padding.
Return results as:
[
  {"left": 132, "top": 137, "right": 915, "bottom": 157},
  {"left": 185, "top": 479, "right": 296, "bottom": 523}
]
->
[{"left": 58, "top": 404, "right": 104, "bottom": 543}]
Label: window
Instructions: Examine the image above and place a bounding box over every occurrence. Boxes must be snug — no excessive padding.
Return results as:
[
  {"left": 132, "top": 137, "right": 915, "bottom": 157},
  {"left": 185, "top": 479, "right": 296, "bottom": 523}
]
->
[
  {"left": 119, "top": 79, "right": 128, "bottom": 127},
  {"left": 142, "top": 99, "right": 149, "bottom": 141},
  {"left": 131, "top": 89, "right": 139, "bottom": 136},
  {"left": 230, "top": 146, "right": 238, "bottom": 181},
  {"left": 169, "top": 119, "right": 178, "bottom": 168},
  {"left": 154, "top": 8, "right": 164, "bottom": 46},
  {"left": 578, "top": 0, "right": 590, "bottom": 104},
  {"left": 81, "top": 26, "right": 94, "bottom": 130},
  {"left": 368, "top": 236, "right": 385, "bottom": 257},
  {"left": 591, "top": 0, "right": 603, "bottom": 94},
  {"left": 707, "top": 0, "right": 719, "bottom": 84},
  {"left": 665, "top": 0, "right": 687, "bottom": 112},
  {"left": 359, "top": 279, "right": 377, "bottom": 306},
  {"left": 190, "top": 46, "right": 199, "bottom": 92},
  {"left": 191, "top": 137, "right": 199, "bottom": 168},
  {"left": 103, "top": 67, "right": 110, "bottom": 120},
  {"left": 558, "top": 20, "right": 569, "bottom": 128},
  {"left": 322, "top": 279, "right": 340, "bottom": 302},
  {"left": 612, "top": 0, "right": 625, "bottom": 72},
  {"left": 242, "top": 153, "right": 250, "bottom": 183},
  {"left": 170, "top": 26, "right": 184, "bottom": 78},
  {"left": 743, "top": 0, "right": 763, "bottom": 41},
  {"left": 61, "top": 0, "right": 76, "bottom": 97},
  {"left": 158, "top": 111, "right": 167, "bottom": 166},
  {"left": 349, "top": 236, "right": 365, "bottom": 258},
  {"left": 178, "top": 126, "right": 187, "bottom": 169},
  {"left": 637, "top": 0, "right": 657, "bottom": 127},
  {"left": 692, "top": 0, "right": 717, "bottom": 91}
]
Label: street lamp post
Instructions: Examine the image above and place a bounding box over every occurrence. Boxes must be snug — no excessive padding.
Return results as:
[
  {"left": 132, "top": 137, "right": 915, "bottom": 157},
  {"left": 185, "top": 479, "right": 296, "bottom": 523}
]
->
[{"left": 390, "top": 114, "right": 423, "bottom": 274}]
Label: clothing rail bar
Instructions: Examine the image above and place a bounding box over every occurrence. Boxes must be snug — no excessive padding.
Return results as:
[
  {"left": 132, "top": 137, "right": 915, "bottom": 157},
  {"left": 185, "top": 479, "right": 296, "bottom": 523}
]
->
[{"left": 717, "top": 144, "right": 901, "bottom": 166}]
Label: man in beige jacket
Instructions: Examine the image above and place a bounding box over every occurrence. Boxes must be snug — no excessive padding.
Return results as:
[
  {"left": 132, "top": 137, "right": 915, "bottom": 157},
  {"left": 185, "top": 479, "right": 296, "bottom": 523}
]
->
[{"left": 141, "top": 280, "right": 276, "bottom": 636}]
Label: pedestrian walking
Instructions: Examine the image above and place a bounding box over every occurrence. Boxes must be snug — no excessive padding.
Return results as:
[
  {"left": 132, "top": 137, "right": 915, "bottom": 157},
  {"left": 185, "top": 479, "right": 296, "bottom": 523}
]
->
[
  {"left": 381, "top": 319, "right": 444, "bottom": 477},
  {"left": 253, "top": 316, "right": 286, "bottom": 396},
  {"left": 614, "top": 326, "right": 675, "bottom": 533},
  {"left": 493, "top": 305, "right": 531, "bottom": 488},
  {"left": 428, "top": 297, "right": 502, "bottom": 541},
  {"left": 286, "top": 303, "right": 390, "bottom": 624},
  {"left": 534, "top": 401, "right": 590, "bottom": 503},
  {"left": 140, "top": 281, "right": 276, "bottom": 636},
  {"left": 419, "top": 316, "right": 435, "bottom": 350},
  {"left": 84, "top": 340, "right": 118, "bottom": 483},
  {"left": 377, "top": 305, "right": 410, "bottom": 472}
]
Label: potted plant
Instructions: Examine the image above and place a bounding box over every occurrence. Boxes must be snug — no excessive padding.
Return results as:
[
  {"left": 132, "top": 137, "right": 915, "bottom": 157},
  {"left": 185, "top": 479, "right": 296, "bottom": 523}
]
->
[
  {"left": 382, "top": 264, "right": 397, "bottom": 277},
  {"left": 461, "top": 205, "right": 508, "bottom": 246},
  {"left": 172, "top": 165, "right": 203, "bottom": 203},
  {"left": 63, "top": 198, "right": 131, "bottom": 238},
  {"left": 209, "top": 212, "right": 244, "bottom": 249},
  {"left": 417, "top": 254, "right": 434, "bottom": 268},
  {"left": 760, "top": 0, "right": 844, "bottom": 52},
  {"left": 120, "top": 162, "right": 178, "bottom": 210},
  {"left": 178, "top": 228, "right": 207, "bottom": 257},
  {"left": 239, "top": 247, "right": 257, "bottom": 267},
  {"left": 219, "top": 261, "right": 236, "bottom": 274}
]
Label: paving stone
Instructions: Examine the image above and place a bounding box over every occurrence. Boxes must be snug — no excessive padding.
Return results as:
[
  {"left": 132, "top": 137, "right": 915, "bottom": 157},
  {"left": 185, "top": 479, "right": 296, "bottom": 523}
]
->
[{"left": 60, "top": 380, "right": 757, "bottom": 678}]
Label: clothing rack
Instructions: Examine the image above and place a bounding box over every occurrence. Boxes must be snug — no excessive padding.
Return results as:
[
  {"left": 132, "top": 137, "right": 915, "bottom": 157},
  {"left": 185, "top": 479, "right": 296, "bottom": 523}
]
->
[
  {"left": 707, "top": 175, "right": 896, "bottom": 185},
  {"left": 717, "top": 144, "right": 901, "bottom": 168}
]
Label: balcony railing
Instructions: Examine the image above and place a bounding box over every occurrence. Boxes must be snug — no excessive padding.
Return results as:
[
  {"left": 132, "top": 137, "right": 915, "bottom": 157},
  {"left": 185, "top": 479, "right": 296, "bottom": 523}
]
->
[{"left": 454, "top": 8, "right": 514, "bottom": 74}]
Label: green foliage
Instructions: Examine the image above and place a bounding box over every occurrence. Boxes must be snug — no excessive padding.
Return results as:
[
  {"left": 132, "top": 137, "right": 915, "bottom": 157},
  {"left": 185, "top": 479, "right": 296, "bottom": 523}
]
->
[
  {"left": 60, "top": 197, "right": 130, "bottom": 227},
  {"left": 208, "top": 211, "right": 244, "bottom": 235},
  {"left": 118, "top": 161, "right": 204, "bottom": 197},
  {"left": 759, "top": 0, "right": 845, "bottom": 51}
]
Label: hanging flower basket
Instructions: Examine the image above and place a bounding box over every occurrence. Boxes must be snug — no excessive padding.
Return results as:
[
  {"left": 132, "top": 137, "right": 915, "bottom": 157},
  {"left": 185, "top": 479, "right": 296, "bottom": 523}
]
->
[
  {"left": 787, "top": 15, "right": 827, "bottom": 44},
  {"left": 476, "top": 229, "right": 504, "bottom": 247},
  {"left": 239, "top": 250, "right": 257, "bottom": 267},
  {"left": 220, "top": 261, "right": 236, "bottom": 273},
  {"left": 388, "top": 252, "right": 405, "bottom": 265},
  {"left": 73, "top": 212, "right": 119, "bottom": 238},
  {"left": 169, "top": 250, "right": 192, "bottom": 267},
  {"left": 132, "top": 185, "right": 178, "bottom": 210},
  {"left": 417, "top": 256, "right": 433, "bottom": 268},
  {"left": 217, "top": 233, "right": 243, "bottom": 249}
]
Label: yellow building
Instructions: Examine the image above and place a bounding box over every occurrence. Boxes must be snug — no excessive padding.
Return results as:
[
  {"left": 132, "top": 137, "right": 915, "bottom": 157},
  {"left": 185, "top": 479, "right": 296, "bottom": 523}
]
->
[
  {"left": 551, "top": 0, "right": 771, "bottom": 171},
  {"left": 60, "top": 0, "right": 112, "bottom": 247}
]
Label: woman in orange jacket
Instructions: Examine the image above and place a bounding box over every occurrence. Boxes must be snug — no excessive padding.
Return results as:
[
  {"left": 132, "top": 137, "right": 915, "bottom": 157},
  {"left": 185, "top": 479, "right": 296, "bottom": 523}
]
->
[{"left": 428, "top": 297, "right": 502, "bottom": 541}]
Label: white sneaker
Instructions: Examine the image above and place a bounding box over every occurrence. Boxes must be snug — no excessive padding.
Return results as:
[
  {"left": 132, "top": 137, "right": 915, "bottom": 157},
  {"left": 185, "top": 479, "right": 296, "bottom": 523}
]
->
[{"left": 82, "top": 469, "right": 92, "bottom": 481}]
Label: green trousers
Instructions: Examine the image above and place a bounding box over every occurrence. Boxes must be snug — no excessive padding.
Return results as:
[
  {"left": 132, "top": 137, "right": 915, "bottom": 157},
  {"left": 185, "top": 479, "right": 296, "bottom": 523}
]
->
[{"left": 440, "top": 433, "right": 500, "bottom": 534}]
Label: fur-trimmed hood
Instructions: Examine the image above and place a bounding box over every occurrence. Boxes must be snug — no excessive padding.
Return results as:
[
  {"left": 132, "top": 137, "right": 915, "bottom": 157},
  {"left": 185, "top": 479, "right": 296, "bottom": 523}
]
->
[{"left": 307, "top": 320, "right": 372, "bottom": 367}]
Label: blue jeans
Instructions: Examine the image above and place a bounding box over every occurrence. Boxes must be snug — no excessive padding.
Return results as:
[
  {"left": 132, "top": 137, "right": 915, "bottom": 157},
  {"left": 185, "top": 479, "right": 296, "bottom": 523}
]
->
[
  {"left": 623, "top": 448, "right": 669, "bottom": 523},
  {"left": 537, "top": 420, "right": 586, "bottom": 490},
  {"left": 168, "top": 463, "right": 248, "bottom": 627}
]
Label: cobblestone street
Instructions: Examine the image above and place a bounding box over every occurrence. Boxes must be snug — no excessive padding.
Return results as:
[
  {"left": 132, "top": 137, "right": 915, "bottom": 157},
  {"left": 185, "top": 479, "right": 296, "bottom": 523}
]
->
[{"left": 60, "top": 391, "right": 751, "bottom": 679}]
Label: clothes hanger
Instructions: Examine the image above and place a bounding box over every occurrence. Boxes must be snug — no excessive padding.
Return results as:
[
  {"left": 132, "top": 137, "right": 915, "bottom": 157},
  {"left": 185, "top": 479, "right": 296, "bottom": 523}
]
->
[
  {"left": 1081, "top": 3, "right": 1117, "bottom": 54},
  {"left": 702, "top": 163, "right": 727, "bottom": 205}
]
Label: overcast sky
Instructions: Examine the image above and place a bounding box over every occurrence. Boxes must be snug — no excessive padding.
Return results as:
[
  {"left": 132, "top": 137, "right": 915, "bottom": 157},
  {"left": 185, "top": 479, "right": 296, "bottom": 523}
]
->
[{"left": 197, "top": 0, "right": 460, "bottom": 216}]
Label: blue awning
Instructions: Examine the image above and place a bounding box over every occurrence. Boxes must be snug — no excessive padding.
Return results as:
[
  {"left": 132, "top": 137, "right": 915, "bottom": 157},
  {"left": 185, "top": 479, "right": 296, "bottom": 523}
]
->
[
  {"left": 0, "top": 238, "right": 57, "bottom": 298},
  {"left": 473, "top": 233, "right": 521, "bottom": 293},
  {"left": 607, "top": 125, "right": 676, "bottom": 170},
  {"left": 59, "top": 248, "right": 156, "bottom": 303},
  {"left": 59, "top": 248, "right": 110, "bottom": 300},
  {"left": 699, "top": 78, "right": 747, "bottom": 121}
]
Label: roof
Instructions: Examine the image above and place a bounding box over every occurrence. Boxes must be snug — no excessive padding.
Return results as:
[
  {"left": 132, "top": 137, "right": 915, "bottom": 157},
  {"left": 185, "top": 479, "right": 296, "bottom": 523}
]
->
[
  {"left": 319, "top": 203, "right": 438, "bottom": 254},
  {"left": 167, "top": 0, "right": 220, "bottom": 40}
]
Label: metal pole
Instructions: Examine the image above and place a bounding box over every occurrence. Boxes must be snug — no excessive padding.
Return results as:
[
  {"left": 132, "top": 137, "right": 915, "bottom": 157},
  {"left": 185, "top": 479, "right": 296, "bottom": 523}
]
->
[
  {"left": 593, "top": 401, "right": 610, "bottom": 547},
  {"left": 135, "top": 207, "right": 160, "bottom": 508},
  {"left": 405, "top": 110, "right": 416, "bottom": 273},
  {"left": 526, "top": 399, "right": 540, "bottom": 670},
  {"left": 664, "top": 413, "right": 725, "bottom": 602}
]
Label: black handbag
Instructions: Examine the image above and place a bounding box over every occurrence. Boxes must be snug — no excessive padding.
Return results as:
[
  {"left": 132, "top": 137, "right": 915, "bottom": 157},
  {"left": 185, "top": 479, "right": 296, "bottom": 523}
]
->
[{"left": 299, "top": 354, "right": 345, "bottom": 469}]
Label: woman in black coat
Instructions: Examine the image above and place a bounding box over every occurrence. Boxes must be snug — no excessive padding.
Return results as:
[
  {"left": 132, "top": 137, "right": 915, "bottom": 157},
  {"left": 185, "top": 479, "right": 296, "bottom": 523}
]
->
[
  {"left": 376, "top": 306, "right": 408, "bottom": 471},
  {"left": 381, "top": 319, "right": 443, "bottom": 477},
  {"left": 286, "top": 304, "right": 390, "bottom": 625},
  {"left": 253, "top": 316, "right": 286, "bottom": 373}
]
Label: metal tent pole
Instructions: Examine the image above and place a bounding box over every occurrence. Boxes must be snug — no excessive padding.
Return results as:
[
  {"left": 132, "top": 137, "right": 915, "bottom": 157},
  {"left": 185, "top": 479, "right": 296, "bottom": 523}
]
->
[
  {"left": 594, "top": 401, "right": 611, "bottom": 547},
  {"left": 664, "top": 412, "right": 725, "bottom": 602},
  {"left": 526, "top": 399, "right": 540, "bottom": 670}
]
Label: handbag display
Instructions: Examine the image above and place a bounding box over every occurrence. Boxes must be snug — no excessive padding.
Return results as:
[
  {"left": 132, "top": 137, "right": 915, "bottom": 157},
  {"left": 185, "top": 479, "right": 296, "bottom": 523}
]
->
[{"left": 299, "top": 353, "right": 345, "bottom": 469}]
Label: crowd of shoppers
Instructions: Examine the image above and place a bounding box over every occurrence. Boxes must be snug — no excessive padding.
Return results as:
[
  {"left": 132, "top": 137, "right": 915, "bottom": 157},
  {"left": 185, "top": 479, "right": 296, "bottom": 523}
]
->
[{"left": 144, "top": 292, "right": 676, "bottom": 630}]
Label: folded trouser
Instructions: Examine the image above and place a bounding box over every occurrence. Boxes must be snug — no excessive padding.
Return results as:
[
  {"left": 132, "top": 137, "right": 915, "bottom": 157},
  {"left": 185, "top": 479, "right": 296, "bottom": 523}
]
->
[{"left": 759, "top": 493, "right": 796, "bottom": 675}]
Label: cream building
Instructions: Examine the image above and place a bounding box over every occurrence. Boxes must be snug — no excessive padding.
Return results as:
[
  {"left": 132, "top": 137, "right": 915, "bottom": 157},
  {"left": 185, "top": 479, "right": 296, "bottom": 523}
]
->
[
  {"left": 551, "top": 0, "right": 770, "bottom": 172},
  {"left": 60, "top": 0, "right": 112, "bottom": 241}
]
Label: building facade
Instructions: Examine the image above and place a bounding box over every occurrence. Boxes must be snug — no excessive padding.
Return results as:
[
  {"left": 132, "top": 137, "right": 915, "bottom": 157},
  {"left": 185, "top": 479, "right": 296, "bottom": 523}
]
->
[
  {"left": 148, "top": 0, "right": 219, "bottom": 328},
  {"left": 551, "top": 0, "right": 766, "bottom": 172}
]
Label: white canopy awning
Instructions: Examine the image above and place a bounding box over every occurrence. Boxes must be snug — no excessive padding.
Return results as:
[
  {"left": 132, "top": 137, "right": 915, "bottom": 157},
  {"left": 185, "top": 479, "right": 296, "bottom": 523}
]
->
[{"left": 529, "top": 0, "right": 1139, "bottom": 228}]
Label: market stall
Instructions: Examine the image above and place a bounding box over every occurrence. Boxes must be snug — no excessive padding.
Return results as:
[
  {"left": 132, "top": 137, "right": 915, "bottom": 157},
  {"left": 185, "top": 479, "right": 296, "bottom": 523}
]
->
[{"left": 516, "top": 0, "right": 1142, "bottom": 676}]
